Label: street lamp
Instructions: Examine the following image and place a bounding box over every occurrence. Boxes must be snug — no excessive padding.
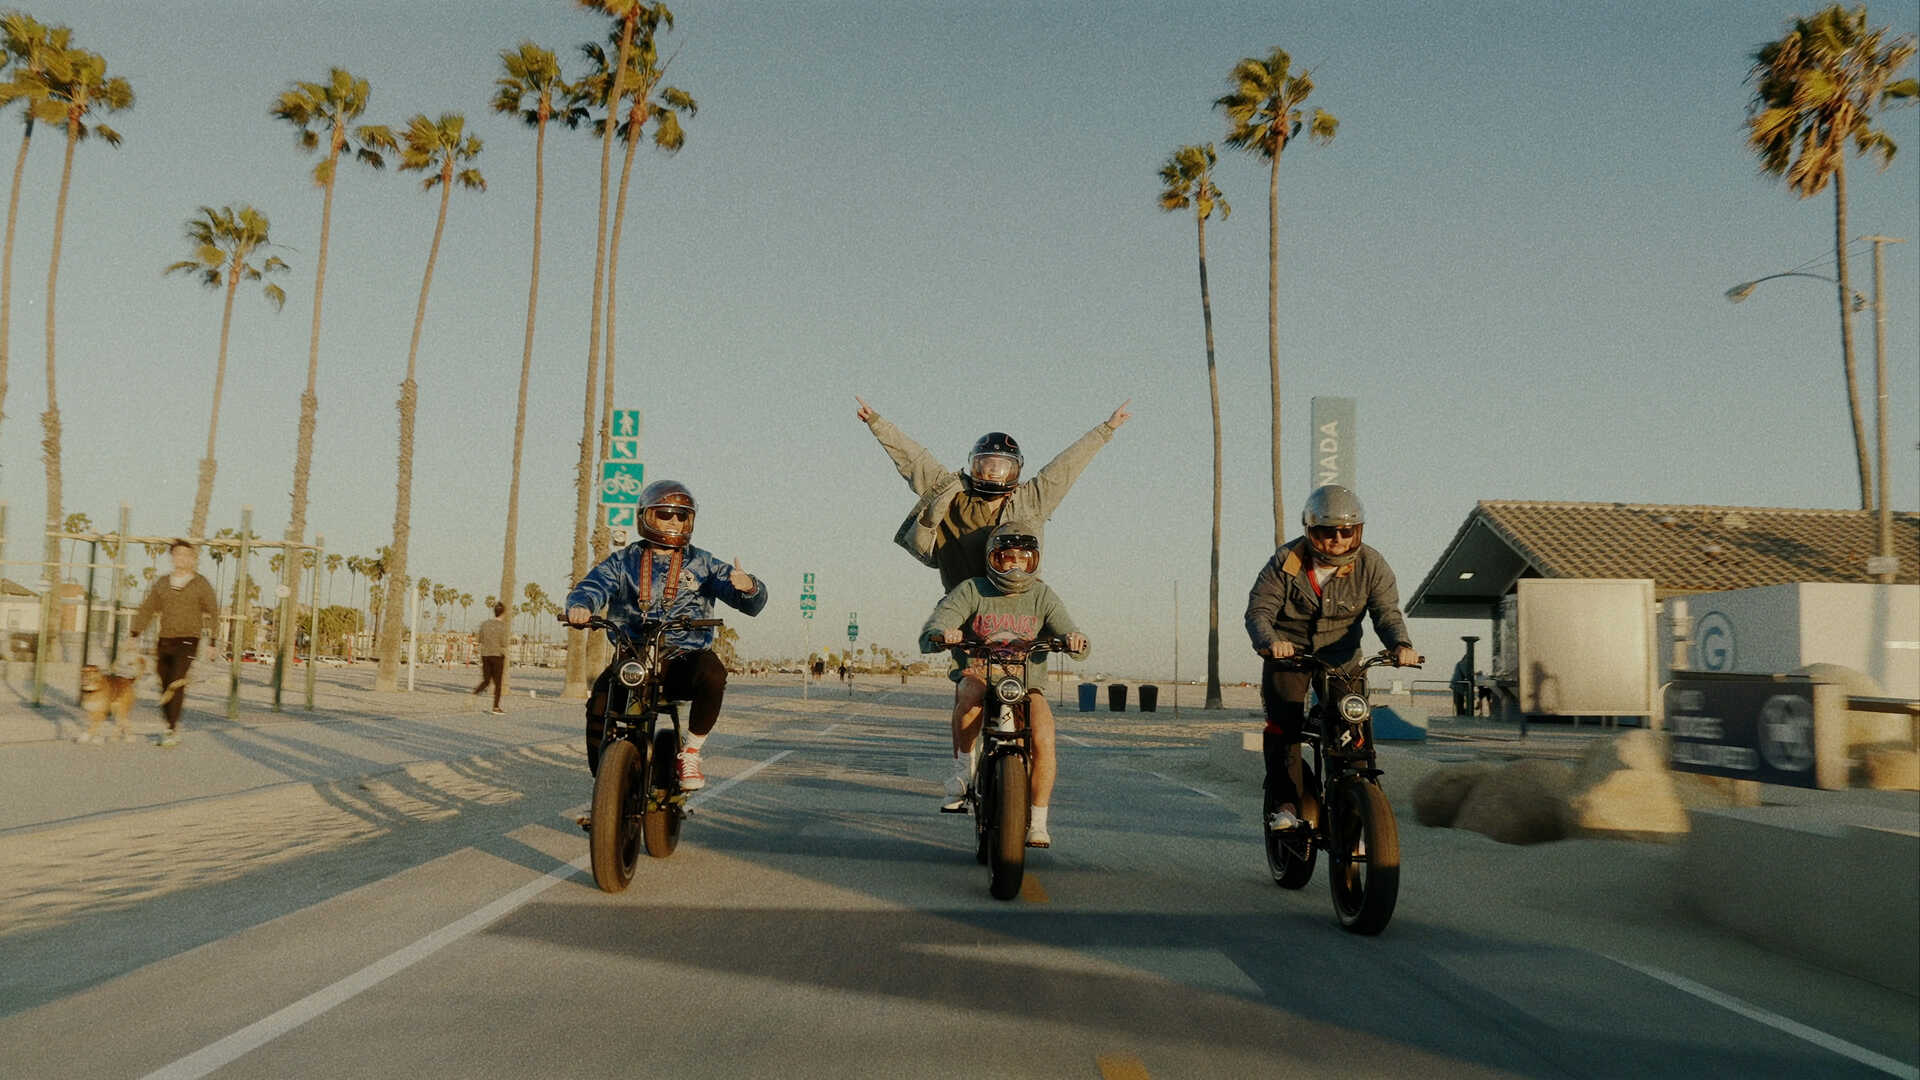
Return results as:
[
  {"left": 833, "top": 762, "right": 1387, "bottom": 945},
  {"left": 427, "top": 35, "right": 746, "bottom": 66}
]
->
[{"left": 1727, "top": 243, "right": 1903, "bottom": 583}]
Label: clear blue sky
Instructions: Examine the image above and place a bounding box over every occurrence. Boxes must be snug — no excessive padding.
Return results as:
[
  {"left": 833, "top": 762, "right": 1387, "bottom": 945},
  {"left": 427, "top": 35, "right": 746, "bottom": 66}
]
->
[{"left": 1, "top": 0, "right": 1915, "bottom": 687}]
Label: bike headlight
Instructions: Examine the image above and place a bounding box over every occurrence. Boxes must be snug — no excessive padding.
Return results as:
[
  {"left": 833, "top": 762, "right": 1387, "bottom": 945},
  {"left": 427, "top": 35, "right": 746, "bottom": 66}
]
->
[
  {"left": 617, "top": 660, "right": 646, "bottom": 688},
  {"left": 1338, "top": 694, "right": 1370, "bottom": 723},
  {"left": 994, "top": 676, "right": 1026, "bottom": 705}
]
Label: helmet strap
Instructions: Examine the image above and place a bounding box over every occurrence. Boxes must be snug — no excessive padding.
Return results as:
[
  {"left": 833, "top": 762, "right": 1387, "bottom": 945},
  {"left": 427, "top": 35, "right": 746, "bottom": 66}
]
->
[{"left": 636, "top": 545, "right": 684, "bottom": 606}]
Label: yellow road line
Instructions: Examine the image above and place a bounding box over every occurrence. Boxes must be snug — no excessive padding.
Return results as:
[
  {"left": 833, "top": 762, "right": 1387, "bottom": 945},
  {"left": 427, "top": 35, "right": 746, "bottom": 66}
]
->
[
  {"left": 1020, "top": 874, "right": 1049, "bottom": 903},
  {"left": 1096, "top": 1052, "right": 1151, "bottom": 1079}
]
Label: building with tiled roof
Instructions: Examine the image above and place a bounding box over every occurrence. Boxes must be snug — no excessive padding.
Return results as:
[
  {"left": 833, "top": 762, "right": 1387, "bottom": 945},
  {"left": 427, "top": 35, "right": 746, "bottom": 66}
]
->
[{"left": 1408, "top": 502, "right": 1919, "bottom": 620}]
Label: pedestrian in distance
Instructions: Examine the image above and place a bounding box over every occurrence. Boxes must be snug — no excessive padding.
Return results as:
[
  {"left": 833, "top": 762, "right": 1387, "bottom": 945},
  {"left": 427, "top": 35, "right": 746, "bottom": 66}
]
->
[
  {"left": 473, "top": 601, "right": 510, "bottom": 714},
  {"left": 128, "top": 539, "right": 219, "bottom": 748}
]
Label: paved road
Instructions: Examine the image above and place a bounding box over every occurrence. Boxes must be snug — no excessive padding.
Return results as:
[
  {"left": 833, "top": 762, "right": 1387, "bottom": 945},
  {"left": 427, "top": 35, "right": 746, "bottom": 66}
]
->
[{"left": 2, "top": 672, "right": 1915, "bottom": 1078}]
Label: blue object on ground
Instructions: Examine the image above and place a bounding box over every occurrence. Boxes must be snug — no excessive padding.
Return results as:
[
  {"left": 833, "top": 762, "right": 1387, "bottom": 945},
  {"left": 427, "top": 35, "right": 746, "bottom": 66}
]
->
[
  {"left": 1077, "top": 682, "right": 1097, "bottom": 712},
  {"left": 1372, "top": 706, "right": 1427, "bottom": 741}
]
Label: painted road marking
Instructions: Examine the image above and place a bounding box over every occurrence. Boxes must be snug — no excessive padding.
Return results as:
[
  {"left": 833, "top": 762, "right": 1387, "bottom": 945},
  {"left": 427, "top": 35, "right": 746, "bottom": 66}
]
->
[
  {"left": 144, "top": 749, "right": 793, "bottom": 1080},
  {"left": 1020, "top": 874, "right": 1049, "bottom": 903},
  {"left": 1603, "top": 955, "right": 1918, "bottom": 1079},
  {"left": 1096, "top": 1052, "right": 1152, "bottom": 1079},
  {"left": 1147, "top": 770, "right": 1217, "bottom": 799}
]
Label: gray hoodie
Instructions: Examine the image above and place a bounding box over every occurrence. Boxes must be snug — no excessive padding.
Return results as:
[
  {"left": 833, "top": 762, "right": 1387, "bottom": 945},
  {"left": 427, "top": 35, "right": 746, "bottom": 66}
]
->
[{"left": 865, "top": 413, "right": 1116, "bottom": 591}]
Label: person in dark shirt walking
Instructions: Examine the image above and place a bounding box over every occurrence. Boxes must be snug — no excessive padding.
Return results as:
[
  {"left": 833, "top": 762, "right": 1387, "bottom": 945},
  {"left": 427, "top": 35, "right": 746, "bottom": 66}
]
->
[
  {"left": 129, "top": 540, "right": 220, "bottom": 748},
  {"left": 473, "top": 602, "right": 510, "bottom": 714}
]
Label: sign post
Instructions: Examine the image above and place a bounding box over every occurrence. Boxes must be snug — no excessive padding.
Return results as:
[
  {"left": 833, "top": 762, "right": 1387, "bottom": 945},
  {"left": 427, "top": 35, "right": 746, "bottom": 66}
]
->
[
  {"left": 601, "top": 408, "right": 642, "bottom": 545},
  {"left": 800, "top": 572, "right": 816, "bottom": 700}
]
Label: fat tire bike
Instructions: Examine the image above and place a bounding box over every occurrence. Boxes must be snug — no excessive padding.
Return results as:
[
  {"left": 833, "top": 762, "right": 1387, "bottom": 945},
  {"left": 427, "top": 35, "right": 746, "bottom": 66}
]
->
[
  {"left": 951, "top": 638, "right": 1072, "bottom": 901},
  {"left": 1263, "top": 650, "right": 1420, "bottom": 935},
  {"left": 574, "top": 613, "right": 721, "bottom": 893}
]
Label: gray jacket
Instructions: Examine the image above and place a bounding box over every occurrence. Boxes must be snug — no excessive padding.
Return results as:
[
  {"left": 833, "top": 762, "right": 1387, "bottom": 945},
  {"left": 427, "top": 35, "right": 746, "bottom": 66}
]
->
[
  {"left": 1244, "top": 538, "right": 1413, "bottom": 665},
  {"left": 867, "top": 414, "right": 1115, "bottom": 574}
]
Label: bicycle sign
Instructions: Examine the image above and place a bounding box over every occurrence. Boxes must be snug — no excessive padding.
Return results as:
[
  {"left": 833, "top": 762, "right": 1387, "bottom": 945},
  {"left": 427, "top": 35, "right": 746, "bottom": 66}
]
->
[{"left": 600, "top": 463, "right": 646, "bottom": 504}]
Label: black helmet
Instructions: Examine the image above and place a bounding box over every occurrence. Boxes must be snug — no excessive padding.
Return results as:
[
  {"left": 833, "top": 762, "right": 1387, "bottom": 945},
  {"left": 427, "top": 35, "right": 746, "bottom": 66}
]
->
[
  {"left": 637, "top": 479, "right": 697, "bottom": 548},
  {"left": 966, "top": 432, "right": 1023, "bottom": 496},
  {"left": 1300, "top": 484, "right": 1364, "bottom": 565},
  {"left": 985, "top": 521, "right": 1040, "bottom": 594}
]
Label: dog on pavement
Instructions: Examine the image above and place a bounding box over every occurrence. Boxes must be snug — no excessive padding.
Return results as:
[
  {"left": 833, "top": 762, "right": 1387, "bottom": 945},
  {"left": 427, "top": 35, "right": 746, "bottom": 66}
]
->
[{"left": 77, "top": 661, "right": 140, "bottom": 744}]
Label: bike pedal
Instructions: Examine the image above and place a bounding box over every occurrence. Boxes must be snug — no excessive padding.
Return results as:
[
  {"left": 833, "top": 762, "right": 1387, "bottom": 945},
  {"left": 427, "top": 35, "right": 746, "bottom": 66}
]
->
[
  {"left": 575, "top": 815, "right": 592, "bottom": 831},
  {"left": 939, "top": 803, "right": 970, "bottom": 814}
]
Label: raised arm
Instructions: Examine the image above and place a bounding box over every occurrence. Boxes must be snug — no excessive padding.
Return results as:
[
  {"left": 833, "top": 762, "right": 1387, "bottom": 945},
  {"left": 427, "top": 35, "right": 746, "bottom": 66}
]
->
[
  {"left": 1023, "top": 401, "right": 1131, "bottom": 519},
  {"left": 856, "top": 396, "right": 952, "bottom": 497}
]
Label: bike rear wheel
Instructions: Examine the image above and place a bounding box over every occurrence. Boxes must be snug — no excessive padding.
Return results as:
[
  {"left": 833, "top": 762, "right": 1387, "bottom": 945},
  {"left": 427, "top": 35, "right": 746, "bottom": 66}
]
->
[
  {"left": 589, "top": 738, "right": 644, "bottom": 892},
  {"left": 1328, "top": 779, "right": 1400, "bottom": 934},
  {"left": 642, "top": 727, "right": 682, "bottom": 858},
  {"left": 986, "top": 754, "right": 1029, "bottom": 900},
  {"left": 1264, "top": 761, "right": 1319, "bottom": 889}
]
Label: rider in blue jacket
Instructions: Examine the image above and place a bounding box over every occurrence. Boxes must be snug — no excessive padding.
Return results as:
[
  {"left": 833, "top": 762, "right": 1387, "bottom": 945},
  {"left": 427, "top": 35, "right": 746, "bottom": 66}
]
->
[{"left": 565, "top": 480, "right": 767, "bottom": 790}]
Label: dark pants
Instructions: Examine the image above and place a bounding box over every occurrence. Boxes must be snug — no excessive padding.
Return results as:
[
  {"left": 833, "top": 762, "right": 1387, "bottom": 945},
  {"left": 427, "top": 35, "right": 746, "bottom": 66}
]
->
[
  {"left": 474, "top": 654, "right": 506, "bottom": 708},
  {"left": 585, "top": 649, "right": 728, "bottom": 774},
  {"left": 156, "top": 637, "right": 199, "bottom": 730}
]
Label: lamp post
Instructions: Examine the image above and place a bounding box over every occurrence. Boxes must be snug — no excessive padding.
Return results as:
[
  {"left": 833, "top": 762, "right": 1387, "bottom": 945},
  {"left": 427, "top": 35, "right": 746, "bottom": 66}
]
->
[{"left": 1727, "top": 258, "right": 1900, "bottom": 583}]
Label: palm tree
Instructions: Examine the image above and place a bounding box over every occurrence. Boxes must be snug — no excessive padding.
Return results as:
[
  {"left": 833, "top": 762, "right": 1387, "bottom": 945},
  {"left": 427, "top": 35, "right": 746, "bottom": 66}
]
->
[
  {"left": 373, "top": 112, "right": 484, "bottom": 692},
  {"left": 1215, "top": 47, "right": 1336, "bottom": 547},
  {"left": 270, "top": 68, "right": 395, "bottom": 549},
  {"left": 36, "top": 44, "right": 131, "bottom": 582},
  {"left": 1746, "top": 5, "right": 1916, "bottom": 510},
  {"left": 0, "top": 14, "right": 67, "bottom": 454},
  {"left": 324, "top": 551, "right": 342, "bottom": 607},
  {"left": 582, "top": 12, "right": 692, "bottom": 494},
  {"left": 164, "top": 204, "right": 290, "bottom": 539},
  {"left": 1159, "top": 144, "right": 1230, "bottom": 709},
  {"left": 491, "top": 42, "right": 583, "bottom": 645},
  {"left": 565, "top": 0, "right": 650, "bottom": 699},
  {"left": 459, "top": 591, "right": 473, "bottom": 630}
]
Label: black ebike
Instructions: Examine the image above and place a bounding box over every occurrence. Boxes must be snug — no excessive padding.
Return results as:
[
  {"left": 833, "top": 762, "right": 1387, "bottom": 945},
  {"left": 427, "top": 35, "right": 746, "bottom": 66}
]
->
[
  {"left": 953, "top": 639, "right": 1071, "bottom": 901},
  {"left": 1263, "top": 650, "right": 1419, "bottom": 935},
  {"left": 574, "top": 613, "right": 720, "bottom": 893}
]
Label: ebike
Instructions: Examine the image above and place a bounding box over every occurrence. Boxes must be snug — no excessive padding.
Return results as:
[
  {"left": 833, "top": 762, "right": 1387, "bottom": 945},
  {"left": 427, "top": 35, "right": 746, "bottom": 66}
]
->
[
  {"left": 952, "top": 638, "right": 1072, "bottom": 901},
  {"left": 573, "top": 613, "right": 721, "bottom": 893},
  {"left": 1263, "top": 650, "right": 1420, "bottom": 934}
]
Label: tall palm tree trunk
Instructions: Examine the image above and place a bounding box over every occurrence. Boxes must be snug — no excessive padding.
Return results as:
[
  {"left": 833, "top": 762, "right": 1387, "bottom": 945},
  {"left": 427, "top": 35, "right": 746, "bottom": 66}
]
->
[
  {"left": 1831, "top": 165, "right": 1871, "bottom": 510},
  {"left": 40, "top": 127, "right": 77, "bottom": 583},
  {"left": 564, "top": 18, "right": 636, "bottom": 700},
  {"left": 191, "top": 268, "right": 241, "bottom": 539},
  {"left": 287, "top": 143, "right": 342, "bottom": 548},
  {"left": 1197, "top": 211, "right": 1224, "bottom": 710},
  {"left": 374, "top": 179, "right": 452, "bottom": 692},
  {"left": 594, "top": 119, "right": 644, "bottom": 569},
  {"left": 499, "top": 113, "right": 548, "bottom": 662},
  {"left": 0, "top": 118, "right": 32, "bottom": 449},
  {"left": 1265, "top": 152, "right": 1283, "bottom": 547}
]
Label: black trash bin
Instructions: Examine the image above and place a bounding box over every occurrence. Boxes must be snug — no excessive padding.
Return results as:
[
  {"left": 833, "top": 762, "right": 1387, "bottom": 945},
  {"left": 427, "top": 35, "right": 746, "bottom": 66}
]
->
[
  {"left": 1138, "top": 684, "right": 1158, "bottom": 712},
  {"left": 1107, "top": 683, "right": 1127, "bottom": 711},
  {"left": 1077, "top": 682, "right": 1097, "bottom": 711}
]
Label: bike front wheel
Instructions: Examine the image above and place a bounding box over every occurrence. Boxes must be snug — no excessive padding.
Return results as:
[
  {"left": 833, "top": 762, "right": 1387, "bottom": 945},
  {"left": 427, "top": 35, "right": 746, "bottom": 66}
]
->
[
  {"left": 642, "top": 727, "right": 682, "bottom": 858},
  {"left": 1328, "top": 779, "right": 1400, "bottom": 934},
  {"left": 986, "top": 754, "right": 1029, "bottom": 900},
  {"left": 589, "top": 738, "right": 644, "bottom": 892}
]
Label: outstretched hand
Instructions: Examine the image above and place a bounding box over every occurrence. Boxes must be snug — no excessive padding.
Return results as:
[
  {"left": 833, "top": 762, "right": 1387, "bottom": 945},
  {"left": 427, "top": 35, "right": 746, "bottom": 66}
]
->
[
  {"left": 730, "top": 558, "right": 757, "bottom": 594},
  {"left": 1107, "top": 399, "right": 1133, "bottom": 429},
  {"left": 854, "top": 395, "right": 877, "bottom": 423}
]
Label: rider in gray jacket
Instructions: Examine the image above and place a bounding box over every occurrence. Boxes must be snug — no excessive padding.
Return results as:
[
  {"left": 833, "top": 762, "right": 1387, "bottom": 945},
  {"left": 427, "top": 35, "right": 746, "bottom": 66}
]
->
[{"left": 855, "top": 395, "right": 1132, "bottom": 592}]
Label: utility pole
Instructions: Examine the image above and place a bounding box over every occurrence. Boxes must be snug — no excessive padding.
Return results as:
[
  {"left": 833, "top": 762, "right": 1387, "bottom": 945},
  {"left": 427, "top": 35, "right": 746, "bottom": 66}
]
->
[{"left": 1864, "top": 235, "right": 1904, "bottom": 584}]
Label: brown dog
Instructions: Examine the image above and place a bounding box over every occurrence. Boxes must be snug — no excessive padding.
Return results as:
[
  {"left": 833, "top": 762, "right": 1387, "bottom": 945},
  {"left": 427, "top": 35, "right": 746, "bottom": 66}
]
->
[{"left": 78, "top": 662, "right": 139, "bottom": 744}]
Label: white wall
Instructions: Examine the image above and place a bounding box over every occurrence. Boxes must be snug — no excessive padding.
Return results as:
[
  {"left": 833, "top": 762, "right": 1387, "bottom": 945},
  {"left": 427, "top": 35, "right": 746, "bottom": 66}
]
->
[{"left": 1682, "top": 583, "right": 1918, "bottom": 699}]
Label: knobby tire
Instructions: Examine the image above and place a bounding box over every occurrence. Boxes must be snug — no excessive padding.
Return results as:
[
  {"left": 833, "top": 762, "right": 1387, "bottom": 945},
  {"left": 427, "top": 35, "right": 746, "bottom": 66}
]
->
[{"left": 590, "top": 738, "right": 643, "bottom": 893}]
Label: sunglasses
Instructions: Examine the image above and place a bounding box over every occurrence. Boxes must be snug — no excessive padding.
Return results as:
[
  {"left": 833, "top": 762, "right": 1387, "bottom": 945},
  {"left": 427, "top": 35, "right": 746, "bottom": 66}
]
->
[
  {"left": 648, "top": 507, "right": 692, "bottom": 522},
  {"left": 1309, "top": 525, "right": 1357, "bottom": 539}
]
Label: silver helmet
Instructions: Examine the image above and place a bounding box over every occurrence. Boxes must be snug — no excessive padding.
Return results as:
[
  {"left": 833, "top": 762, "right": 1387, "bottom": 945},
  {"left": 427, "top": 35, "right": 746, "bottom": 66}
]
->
[{"left": 1301, "top": 485, "right": 1365, "bottom": 566}]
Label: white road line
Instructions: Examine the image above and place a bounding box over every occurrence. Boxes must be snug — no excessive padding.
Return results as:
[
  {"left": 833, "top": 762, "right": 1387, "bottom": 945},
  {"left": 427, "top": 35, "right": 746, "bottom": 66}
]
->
[
  {"left": 1602, "top": 955, "right": 1918, "bottom": 1079},
  {"left": 1147, "top": 771, "right": 1217, "bottom": 799},
  {"left": 143, "top": 748, "right": 793, "bottom": 1080},
  {"left": 1062, "top": 733, "right": 1091, "bottom": 747}
]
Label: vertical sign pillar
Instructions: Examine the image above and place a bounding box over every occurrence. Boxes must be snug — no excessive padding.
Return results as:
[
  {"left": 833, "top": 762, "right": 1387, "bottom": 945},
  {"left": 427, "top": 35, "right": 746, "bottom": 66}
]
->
[{"left": 1308, "top": 396, "right": 1357, "bottom": 493}]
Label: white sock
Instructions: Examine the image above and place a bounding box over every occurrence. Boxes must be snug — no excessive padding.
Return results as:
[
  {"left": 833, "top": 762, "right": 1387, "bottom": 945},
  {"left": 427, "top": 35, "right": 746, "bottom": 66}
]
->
[
  {"left": 1029, "top": 805, "right": 1048, "bottom": 832},
  {"left": 683, "top": 732, "right": 707, "bottom": 753}
]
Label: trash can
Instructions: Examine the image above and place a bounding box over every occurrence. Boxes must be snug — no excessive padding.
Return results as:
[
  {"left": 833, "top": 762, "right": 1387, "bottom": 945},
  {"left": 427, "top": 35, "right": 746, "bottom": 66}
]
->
[
  {"left": 1107, "top": 683, "right": 1127, "bottom": 711},
  {"left": 1138, "top": 684, "right": 1158, "bottom": 712},
  {"left": 1077, "top": 682, "right": 1097, "bottom": 712}
]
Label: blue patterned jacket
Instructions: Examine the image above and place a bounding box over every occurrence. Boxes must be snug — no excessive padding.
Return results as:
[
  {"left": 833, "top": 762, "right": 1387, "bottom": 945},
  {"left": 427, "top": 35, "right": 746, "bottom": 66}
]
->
[{"left": 564, "top": 541, "right": 767, "bottom": 651}]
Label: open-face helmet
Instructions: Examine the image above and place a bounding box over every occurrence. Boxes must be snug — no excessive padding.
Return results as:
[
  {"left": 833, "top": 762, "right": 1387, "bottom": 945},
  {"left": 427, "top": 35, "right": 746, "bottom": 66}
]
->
[
  {"left": 985, "top": 521, "right": 1039, "bottom": 595},
  {"left": 1301, "top": 484, "right": 1364, "bottom": 566},
  {"left": 637, "top": 480, "right": 697, "bottom": 548},
  {"left": 966, "top": 432, "right": 1023, "bottom": 497}
]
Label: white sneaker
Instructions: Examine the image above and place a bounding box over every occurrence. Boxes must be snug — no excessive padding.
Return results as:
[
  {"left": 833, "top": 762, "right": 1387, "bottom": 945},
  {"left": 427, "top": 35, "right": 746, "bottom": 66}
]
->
[
  {"left": 1266, "top": 808, "right": 1305, "bottom": 832},
  {"left": 675, "top": 750, "right": 706, "bottom": 791},
  {"left": 940, "top": 762, "right": 969, "bottom": 813},
  {"left": 1026, "top": 825, "right": 1051, "bottom": 848}
]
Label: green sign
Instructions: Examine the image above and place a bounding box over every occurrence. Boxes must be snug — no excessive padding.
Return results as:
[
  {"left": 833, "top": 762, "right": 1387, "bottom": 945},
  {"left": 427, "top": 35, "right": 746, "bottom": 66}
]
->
[{"left": 599, "top": 462, "right": 645, "bottom": 504}]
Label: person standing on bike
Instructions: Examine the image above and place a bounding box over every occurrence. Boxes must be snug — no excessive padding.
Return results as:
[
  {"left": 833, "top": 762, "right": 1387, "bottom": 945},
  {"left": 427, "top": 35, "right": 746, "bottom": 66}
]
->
[
  {"left": 1244, "top": 485, "right": 1418, "bottom": 832},
  {"left": 564, "top": 479, "right": 767, "bottom": 790},
  {"left": 854, "top": 395, "right": 1132, "bottom": 592},
  {"left": 921, "top": 522, "right": 1089, "bottom": 848}
]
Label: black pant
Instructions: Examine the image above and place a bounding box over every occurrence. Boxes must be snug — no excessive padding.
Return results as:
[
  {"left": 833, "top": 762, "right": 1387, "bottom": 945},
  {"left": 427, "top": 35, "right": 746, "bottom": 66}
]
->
[
  {"left": 155, "top": 637, "right": 199, "bottom": 730},
  {"left": 585, "top": 649, "right": 728, "bottom": 774},
  {"left": 474, "top": 655, "right": 505, "bottom": 708},
  {"left": 1259, "top": 658, "right": 1349, "bottom": 811}
]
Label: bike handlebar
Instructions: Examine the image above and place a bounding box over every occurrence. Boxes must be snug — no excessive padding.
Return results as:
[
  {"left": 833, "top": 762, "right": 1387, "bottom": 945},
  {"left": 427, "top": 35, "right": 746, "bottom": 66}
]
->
[
  {"left": 946, "top": 637, "right": 1080, "bottom": 660},
  {"left": 559, "top": 613, "right": 724, "bottom": 646},
  {"left": 1270, "top": 649, "right": 1423, "bottom": 673}
]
